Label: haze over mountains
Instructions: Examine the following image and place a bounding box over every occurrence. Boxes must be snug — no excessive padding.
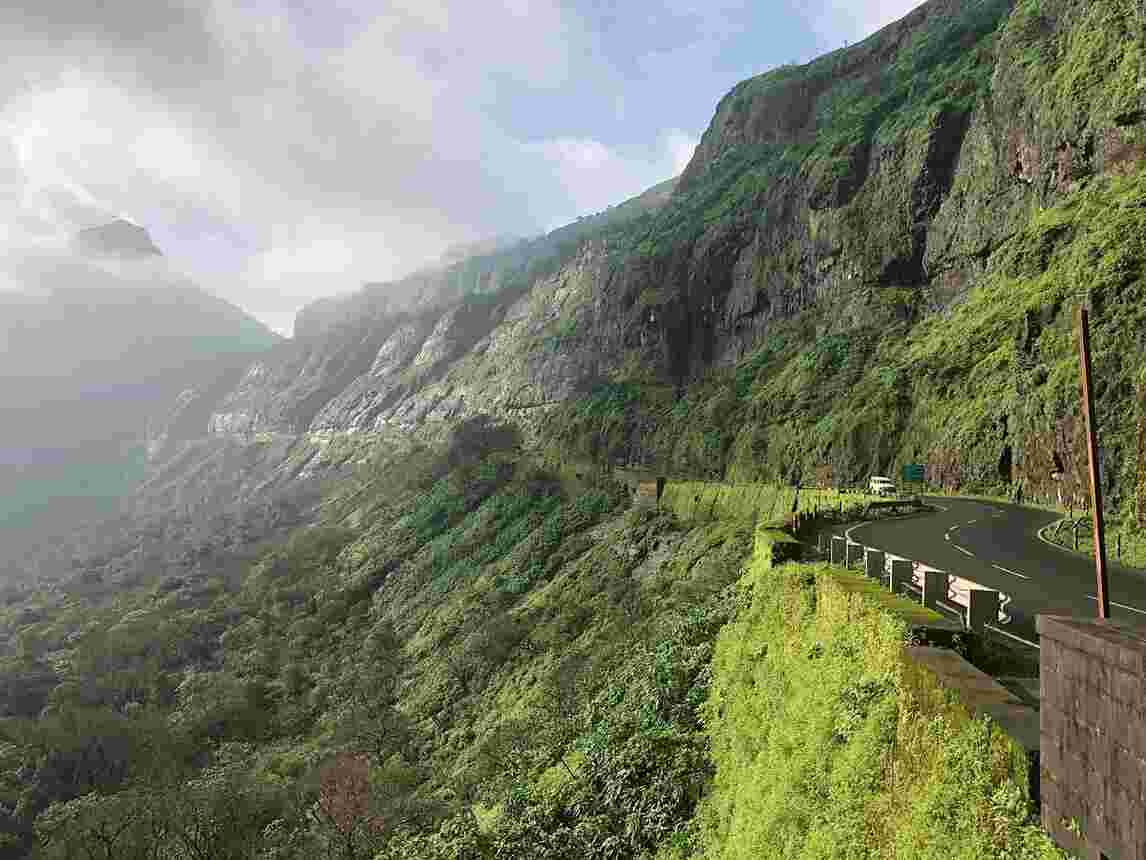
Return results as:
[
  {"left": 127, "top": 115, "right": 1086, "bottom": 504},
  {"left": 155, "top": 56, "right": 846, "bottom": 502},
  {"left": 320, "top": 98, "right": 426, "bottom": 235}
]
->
[
  {"left": 0, "top": 220, "right": 279, "bottom": 564},
  {"left": 0, "top": 0, "right": 1140, "bottom": 856}
]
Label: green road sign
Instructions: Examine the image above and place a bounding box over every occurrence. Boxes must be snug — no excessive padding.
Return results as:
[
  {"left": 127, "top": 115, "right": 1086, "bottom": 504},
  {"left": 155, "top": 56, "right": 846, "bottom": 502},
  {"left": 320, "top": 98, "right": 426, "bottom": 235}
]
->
[{"left": 902, "top": 464, "right": 925, "bottom": 482}]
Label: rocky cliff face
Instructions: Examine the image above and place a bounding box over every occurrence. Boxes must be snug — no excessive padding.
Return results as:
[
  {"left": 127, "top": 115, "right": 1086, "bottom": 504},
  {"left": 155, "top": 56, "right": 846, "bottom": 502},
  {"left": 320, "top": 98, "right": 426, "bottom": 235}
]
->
[{"left": 169, "top": 0, "right": 1144, "bottom": 505}]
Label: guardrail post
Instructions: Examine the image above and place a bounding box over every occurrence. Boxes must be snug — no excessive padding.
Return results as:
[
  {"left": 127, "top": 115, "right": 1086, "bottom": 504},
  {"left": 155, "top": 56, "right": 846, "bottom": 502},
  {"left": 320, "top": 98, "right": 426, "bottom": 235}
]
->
[
  {"left": 865, "top": 548, "right": 885, "bottom": 581},
  {"left": 846, "top": 542, "right": 864, "bottom": 568},
  {"left": 967, "top": 588, "right": 1000, "bottom": 633},
  {"left": 830, "top": 536, "right": 846, "bottom": 565},
  {"left": 889, "top": 559, "right": 912, "bottom": 594},
  {"left": 922, "top": 571, "right": 948, "bottom": 611}
]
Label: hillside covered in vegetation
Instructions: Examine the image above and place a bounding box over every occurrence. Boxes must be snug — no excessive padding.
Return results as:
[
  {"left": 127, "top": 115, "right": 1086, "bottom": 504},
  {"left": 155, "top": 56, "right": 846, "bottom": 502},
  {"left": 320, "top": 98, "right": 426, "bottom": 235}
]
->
[
  {"left": 0, "top": 0, "right": 1143, "bottom": 855},
  {"left": 0, "top": 418, "right": 1062, "bottom": 857}
]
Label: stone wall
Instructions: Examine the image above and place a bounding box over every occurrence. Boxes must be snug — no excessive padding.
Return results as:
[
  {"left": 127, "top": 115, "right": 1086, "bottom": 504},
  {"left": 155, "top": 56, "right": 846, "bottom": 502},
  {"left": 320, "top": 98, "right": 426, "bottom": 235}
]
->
[
  {"left": 1038, "top": 615, "right": 1146, "bottom": 859},
  {"left": 1137, "top": 382, "right": 1146, "bottom": 527}
]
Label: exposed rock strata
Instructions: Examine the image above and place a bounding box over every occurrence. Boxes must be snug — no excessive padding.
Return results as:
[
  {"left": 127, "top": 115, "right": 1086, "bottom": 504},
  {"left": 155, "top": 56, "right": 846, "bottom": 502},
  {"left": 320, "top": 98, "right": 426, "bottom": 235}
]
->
[{"left": 170, "top": 0, "right": 1144, "bottom": 498}]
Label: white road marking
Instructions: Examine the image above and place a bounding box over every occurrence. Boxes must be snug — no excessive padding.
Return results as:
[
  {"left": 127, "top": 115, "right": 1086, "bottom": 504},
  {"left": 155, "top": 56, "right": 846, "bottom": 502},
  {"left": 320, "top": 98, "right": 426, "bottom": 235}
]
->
[
  {"left": 954, "top": 545, "right": 974, "bottom": 557},
  {"left": 1087, "top": 596, "right": 1146, "bottom": 617},
  {"left": 1036, "top": 521, "right": 1078, "bottom": 555},
  {"left": 966, "top": 519, "right": 977, "bottom": 525},
  {"left": 991, "top": 564, "right": 1030, "bottom": 580}
]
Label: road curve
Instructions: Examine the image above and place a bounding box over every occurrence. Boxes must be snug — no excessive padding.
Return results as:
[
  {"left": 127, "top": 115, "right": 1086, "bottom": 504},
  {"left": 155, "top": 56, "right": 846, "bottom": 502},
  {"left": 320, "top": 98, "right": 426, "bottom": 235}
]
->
[{"left": 842, "top": 497, "right": 1146, "bottom": 643}]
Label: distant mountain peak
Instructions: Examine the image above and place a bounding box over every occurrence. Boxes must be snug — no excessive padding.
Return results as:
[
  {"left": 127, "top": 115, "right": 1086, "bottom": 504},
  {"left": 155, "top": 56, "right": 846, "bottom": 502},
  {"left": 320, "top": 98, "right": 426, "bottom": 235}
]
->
[
  {"left": 72, "top": 219, "right": 163, "bottom": 258},
  {"left": 438, "top": 235, "right": 521, "bottom": 266}
]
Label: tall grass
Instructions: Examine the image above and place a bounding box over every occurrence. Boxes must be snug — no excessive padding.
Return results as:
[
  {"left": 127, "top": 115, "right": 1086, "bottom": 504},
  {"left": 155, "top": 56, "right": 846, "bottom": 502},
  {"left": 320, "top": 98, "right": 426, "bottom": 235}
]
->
[{"left": 1046, "top": 515, "right": 1146, "bottom": 570}]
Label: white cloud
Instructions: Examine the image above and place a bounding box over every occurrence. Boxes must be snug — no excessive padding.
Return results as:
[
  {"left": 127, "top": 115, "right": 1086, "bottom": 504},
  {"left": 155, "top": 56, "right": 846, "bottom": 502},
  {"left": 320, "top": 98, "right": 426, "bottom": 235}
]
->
[
  {"left": 525, "top": 128, "right": 696, "bottom": 228},
  {"left": 0, "top": 0, "right": 703, "bottom": 330},
  {"left": 806, "top": 0, "right": 926, "bottom": 46},
  {"left": 664, "top": 130, "right": 699, "bottom": 176}
]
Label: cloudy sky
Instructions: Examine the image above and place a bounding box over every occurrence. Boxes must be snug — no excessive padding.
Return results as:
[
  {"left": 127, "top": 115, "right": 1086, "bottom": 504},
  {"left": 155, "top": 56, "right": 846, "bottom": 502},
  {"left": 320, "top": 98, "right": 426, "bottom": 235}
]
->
[{"left": 0, "top": 0, "right": 922, "bottom": 336}]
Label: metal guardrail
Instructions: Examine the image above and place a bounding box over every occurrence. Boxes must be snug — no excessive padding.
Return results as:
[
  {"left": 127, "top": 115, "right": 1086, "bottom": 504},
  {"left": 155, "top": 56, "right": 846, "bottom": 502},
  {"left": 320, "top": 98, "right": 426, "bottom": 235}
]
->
[{"left": 820, "top": 532, "right": 1022, "bottom": 639}]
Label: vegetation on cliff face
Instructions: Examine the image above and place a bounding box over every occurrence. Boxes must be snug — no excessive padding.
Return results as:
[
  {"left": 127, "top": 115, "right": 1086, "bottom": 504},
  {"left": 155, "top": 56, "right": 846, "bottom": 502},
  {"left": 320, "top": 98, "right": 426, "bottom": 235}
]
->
[
  {"left": 699, "top": 558, "right": 1060, "bottom": 859},
  {"left": 475, "top": 0, "right": 1142, "bottom": 519},
  {"left": 0, "top": 424, "right": 1062, "bottom": 857},
  {"left": 547, "top": 162, "right": 1146, "bottom": 517},
  {"left": 0, "top": 419, "right": 760, "bottom": 858},
  {"left": 2, "top": 0, "right": 1144, "bottom": 855}
]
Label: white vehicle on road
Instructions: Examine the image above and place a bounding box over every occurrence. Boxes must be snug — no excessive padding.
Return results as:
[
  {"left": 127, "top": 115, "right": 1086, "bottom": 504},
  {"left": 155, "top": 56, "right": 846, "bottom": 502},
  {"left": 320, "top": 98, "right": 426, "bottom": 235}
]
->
[{"left": 868, "top": 476, "right": 896, "bottom": 496}]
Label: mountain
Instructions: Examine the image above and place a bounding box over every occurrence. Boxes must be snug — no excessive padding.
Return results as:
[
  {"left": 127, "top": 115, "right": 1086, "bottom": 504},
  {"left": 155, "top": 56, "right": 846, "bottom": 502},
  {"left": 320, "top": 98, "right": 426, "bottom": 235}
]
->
[
  {"left": 0, "top": 0, "right": 1138, "bottom": 856},
  {"left": 70, "top": 219, "right": 163, "bottom": 258},
  {"left": 162, "top": 0, "right": 1143, "bottom": 515},
  {"left": 42, "top": 0, "right": 1139, "bottom": 602},
  {"left": 0, "top": 222, "right": 280, "bottom": 572}
]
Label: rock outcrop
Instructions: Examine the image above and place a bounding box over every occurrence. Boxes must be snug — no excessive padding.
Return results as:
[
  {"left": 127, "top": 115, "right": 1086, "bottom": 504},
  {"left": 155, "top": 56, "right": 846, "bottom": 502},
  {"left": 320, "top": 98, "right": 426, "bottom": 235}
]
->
[{"left": 150, "top": 0, "right": 1144, "bottom": 503}]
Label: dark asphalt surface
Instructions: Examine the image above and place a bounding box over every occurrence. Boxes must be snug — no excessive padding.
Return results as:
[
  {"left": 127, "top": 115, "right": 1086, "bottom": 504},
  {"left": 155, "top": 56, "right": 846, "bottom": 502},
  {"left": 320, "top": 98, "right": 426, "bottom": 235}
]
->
[{"left": 840, "top": 496, "right": 1146, "bottom": 643}]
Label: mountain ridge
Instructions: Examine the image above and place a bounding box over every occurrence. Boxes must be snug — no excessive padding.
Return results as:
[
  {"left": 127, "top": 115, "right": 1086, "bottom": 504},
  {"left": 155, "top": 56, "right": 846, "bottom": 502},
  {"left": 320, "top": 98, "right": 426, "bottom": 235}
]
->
[
  {"left": 149, "top": 0, "right": 1143, "bottom": 520},
  {"left": 6, "top": 0, "right": 1146, "bottom": 581},
  {"left": 0, "top": 1, "right": 1140, "bottom": 855},
  {"left": 0, "top": 222, "right": 281, "bottom": 571}
]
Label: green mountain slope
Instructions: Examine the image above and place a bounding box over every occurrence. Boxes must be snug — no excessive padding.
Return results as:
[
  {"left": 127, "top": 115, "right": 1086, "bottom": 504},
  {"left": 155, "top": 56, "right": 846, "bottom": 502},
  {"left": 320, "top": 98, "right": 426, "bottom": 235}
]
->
[
  {"left": 0, "top": 0, "right": 1141, "bottom": 855},
  {"left": 534, "top": 0, "right": 1144, "bottom": 509},
  {"left": 0, "top": 424, "right": 1058, "bottom": 858},
  {"left": 193, "top": 0, "right": 1144, "bottom": 521}
]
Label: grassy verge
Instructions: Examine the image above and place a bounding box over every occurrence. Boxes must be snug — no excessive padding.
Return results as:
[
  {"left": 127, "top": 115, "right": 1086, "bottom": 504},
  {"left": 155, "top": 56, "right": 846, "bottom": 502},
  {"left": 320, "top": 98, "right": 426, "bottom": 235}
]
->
[
  {"left": 660, "top": 481, "right": 883, "bottom": 526},
  {"left": 693, "top": 551, "right": 1063, "bottom": 859},
  {"left": 1043, "top": 516, "right": 1146, "bottom": 569}
]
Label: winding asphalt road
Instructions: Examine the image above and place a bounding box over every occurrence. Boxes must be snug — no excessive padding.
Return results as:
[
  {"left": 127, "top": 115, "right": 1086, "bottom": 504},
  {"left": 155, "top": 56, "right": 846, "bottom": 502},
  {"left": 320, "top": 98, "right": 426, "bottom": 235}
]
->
[{"left": 842, "top": 497, "right": 1146, "bottom": 644}]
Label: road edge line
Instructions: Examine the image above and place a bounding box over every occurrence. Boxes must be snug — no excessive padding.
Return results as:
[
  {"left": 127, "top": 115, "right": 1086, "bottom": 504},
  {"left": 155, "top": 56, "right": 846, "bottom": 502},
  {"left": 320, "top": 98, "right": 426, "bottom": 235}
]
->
[{"left": 1037, "top": 520, "right": 1093, "bottom": 559}]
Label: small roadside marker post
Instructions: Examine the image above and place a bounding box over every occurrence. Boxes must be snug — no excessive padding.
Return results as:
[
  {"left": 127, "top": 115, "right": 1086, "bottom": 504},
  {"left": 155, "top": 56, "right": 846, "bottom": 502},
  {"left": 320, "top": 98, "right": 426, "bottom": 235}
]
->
[
  {"left": 922, "top": 571, "right": 948, "bottom": 612},
  {"left": 889, "top": 559, "right": 911, "bottom": 594},
  {"left": 865, "top": 548, "right": 885, "bottom": 581},
  {"left": 967, "top": 588, "right": 1000, "bottom": 634},
  {"left": 831, "top": 536, "right": 846, "bottom": 565}
]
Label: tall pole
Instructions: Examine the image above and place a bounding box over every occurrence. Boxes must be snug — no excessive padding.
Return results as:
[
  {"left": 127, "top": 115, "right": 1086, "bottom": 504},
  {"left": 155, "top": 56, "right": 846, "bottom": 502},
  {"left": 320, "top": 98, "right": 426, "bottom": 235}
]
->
[{"left": 1078, "top": 307, "right": 1110, "bottom": 619}]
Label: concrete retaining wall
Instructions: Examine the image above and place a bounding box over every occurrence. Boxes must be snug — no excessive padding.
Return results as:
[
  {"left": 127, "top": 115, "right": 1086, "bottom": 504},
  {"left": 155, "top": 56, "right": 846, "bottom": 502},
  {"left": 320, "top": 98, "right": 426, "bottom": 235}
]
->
[{"left": 1038, "top": 614, "right": 1146, "bottom": 860}]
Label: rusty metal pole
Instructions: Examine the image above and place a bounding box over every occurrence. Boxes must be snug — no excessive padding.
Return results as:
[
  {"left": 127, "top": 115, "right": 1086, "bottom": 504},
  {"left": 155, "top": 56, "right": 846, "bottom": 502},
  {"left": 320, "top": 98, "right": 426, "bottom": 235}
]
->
[{"left": 1078, "top": 307, "right": 1110, "bottom": 619}]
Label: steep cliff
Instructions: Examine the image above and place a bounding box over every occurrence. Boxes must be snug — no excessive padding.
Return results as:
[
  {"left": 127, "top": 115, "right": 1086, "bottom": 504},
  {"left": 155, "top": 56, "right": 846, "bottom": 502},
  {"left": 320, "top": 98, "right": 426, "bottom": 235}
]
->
[
  {"left": 184, "top": 0, "right": 1144, "bottom": 509},
  {"left": 1, "top": 3, "right": 1140, "bottom": 851}
]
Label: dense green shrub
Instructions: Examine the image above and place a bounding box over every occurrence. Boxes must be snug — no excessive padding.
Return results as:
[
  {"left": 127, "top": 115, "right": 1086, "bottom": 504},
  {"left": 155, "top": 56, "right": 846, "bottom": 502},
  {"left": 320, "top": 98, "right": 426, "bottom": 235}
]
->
[{"left": 699, "top": 557, "right": 1063, "bottom": 859}]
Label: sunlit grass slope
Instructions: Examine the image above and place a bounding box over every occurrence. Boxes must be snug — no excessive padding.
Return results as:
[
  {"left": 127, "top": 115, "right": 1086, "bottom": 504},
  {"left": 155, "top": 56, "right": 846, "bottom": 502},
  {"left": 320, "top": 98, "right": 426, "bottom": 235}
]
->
[{"left": 696, "top": 553, "right": 1063, "bottom": 859}]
